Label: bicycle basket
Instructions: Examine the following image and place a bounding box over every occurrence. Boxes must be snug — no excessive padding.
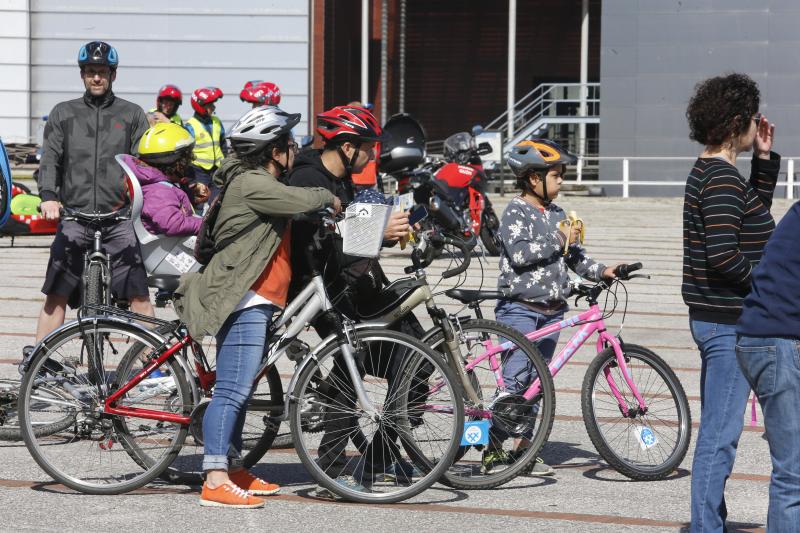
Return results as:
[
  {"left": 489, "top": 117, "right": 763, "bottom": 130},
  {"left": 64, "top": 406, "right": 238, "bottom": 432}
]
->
[{"left": 341, "top": 202, "right": 392, "bottom": 258}]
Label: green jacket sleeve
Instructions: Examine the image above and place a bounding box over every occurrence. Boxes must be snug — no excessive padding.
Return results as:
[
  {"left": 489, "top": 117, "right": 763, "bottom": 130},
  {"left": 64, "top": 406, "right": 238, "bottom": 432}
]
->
[{"left": 240, "top": 172, "right": 335, "bottom": 216}]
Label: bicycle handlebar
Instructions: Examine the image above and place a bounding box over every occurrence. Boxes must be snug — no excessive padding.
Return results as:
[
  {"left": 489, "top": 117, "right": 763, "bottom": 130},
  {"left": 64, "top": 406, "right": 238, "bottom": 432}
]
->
[
  {"left": 58, "top": 207, "right": 129, "bottom": 224},
  {"left": 614, "top": 262, "right": 642, "bottom": 280}
]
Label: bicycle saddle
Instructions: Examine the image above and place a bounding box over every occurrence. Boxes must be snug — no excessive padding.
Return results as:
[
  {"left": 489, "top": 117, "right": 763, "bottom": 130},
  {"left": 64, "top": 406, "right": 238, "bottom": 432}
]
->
[
  {"left": 147, "top": 275, "right": 180, "bottom": 293},
  {"left": 445, "top": 288, "right": 509, "bottom": 304}
]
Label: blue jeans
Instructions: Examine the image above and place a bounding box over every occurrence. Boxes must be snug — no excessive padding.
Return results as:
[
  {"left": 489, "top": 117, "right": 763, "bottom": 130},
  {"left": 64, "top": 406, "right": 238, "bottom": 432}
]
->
[
  {"left": 493, "top": 301, "right": 562, "bottom": 441},
  {"left": 202, "top": 304, "right": 276, "bottom": 471},
  {"left": 737, "top": 336, "right": 800, "bottom": 532},
  {"left": 689, "top": 319, "right": 752, "bottom": 533},
  {"left": 495, "top": 300, "right": 563, "bottom": 392}
]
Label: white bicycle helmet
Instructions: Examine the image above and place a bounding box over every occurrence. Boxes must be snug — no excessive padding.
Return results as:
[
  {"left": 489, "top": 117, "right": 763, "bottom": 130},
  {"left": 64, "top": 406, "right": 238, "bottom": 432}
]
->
[{"left": 228, "top": 106, "right": 301, "bottom": 157}]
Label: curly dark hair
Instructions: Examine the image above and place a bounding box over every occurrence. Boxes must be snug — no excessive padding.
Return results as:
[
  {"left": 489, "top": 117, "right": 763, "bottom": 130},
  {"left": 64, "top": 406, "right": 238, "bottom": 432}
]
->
[
  {"left": 236, "top": 134, "right": 292, "bottom": 170},
  {"left": 686, "top": 73, "right": 760, "bottom": 146}
]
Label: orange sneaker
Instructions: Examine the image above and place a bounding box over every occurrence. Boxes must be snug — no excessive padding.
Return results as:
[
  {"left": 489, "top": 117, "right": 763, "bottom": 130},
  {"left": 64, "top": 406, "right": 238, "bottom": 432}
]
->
[
  {"left": 199, "top": 482, "right": 265, "bottom": 508},
  {"left": 229, "top": 469, "right": 281, "bottom": 496}
]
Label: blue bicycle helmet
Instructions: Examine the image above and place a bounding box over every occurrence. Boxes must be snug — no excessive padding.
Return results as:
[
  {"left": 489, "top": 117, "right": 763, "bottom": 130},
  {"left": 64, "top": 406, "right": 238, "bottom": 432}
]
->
[{"left": 78, "top": 41, "right": 119, "bottom": 69}]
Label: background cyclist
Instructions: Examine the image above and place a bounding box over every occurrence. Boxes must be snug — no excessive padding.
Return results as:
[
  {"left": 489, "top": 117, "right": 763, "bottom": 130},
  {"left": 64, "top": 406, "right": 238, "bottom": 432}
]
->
[{"left": 26, "top": 40, "right": 153, "bottom": 361}]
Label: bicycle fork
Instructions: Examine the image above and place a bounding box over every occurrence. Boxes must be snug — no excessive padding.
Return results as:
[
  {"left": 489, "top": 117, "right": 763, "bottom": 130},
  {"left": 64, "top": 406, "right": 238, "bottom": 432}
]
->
[
  {"left": 600, "top": 334, "right": 648, "bottom": 417},
  {"left": 437, "top": 313, "right": 482, "bottom": 406}
]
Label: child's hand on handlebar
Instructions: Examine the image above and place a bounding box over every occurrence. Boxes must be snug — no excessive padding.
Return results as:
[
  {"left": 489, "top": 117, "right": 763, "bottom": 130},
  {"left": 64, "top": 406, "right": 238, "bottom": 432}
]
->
[
  {"left": 331, "top": 196, "right": 342, "bottom": 214},
  {"left": 384, "top": 210, "right": 411, "bottom": 242},
  {"left": 602, "top": 264, "right": 622, "bottom": 281},
  {"left": 39, "top": 200, "right": 61, "bottom": 221}
]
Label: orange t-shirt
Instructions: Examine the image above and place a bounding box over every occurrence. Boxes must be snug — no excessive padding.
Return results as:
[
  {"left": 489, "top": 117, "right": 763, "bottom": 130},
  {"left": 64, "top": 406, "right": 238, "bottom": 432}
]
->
[{"left": 250, "top": 225, "right": 292, "bottom": 308}]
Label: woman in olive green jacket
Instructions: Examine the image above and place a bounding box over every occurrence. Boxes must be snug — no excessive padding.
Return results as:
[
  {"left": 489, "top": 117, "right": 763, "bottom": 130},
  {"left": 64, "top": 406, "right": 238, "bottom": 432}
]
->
[{"left": 174, "top": 107, "right": 339, "bottom": 509}]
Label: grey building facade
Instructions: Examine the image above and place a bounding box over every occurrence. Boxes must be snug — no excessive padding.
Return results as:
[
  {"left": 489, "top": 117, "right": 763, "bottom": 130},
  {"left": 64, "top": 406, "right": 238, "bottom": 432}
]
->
[{"left": 600, "top": 0, "right": 800, "bottom": 196}]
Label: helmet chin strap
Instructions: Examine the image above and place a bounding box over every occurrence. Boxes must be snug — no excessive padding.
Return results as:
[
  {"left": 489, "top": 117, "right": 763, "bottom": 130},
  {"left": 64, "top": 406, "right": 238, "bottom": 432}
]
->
[{"left": 336, "top": 143, "right": 361, "bottom": 178}]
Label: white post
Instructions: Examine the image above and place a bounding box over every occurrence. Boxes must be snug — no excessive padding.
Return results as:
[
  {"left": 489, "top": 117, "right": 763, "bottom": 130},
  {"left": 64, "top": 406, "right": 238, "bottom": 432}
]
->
[
  {"left": 578, "top": 0, "right": 589, "bottom": 160},
  {"left": 622, "top": 158, "right": 630, "bottom": 198},
  {"left": 788, "top": 159, "right": 795, "bottom": 200},
  {"left": 576, "top": 157, "right": 583, "bottom": 184},
  {"left": 361, "top": 0, "right": 369, "bottom": 104},
  {"left": 507, "top": 0, "right": 517, "bottom": 140}
]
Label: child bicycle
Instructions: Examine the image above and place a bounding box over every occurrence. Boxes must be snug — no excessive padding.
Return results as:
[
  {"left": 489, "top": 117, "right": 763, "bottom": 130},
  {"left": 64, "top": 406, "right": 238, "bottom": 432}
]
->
[
  {"left": 443, "top": 262, "right": 692, "bottom": 481},
  {"left": 17, "top": 209, "right": 465, "bottom": 503}
]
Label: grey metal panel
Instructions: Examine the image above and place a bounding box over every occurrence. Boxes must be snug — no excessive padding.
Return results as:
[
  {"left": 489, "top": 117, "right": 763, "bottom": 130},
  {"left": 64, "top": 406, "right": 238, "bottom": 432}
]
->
[
  {"left": 27, "top": 0, "right": 310, "bottom": 136},
  {"left": 599, "top": 1, "right": 800, "bottom": 195}
]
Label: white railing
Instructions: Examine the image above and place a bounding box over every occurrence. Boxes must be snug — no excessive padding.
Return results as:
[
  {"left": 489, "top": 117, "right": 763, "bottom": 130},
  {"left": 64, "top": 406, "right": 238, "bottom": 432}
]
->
[{"left": 572, "top": 156, "right": 796, "bottom": 199}]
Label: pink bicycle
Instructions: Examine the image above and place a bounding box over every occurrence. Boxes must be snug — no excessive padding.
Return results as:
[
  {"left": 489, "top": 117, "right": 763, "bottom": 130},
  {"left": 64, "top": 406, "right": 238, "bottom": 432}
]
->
[{"left": 441, "top": 263, "right": 692, "bottom": 481}]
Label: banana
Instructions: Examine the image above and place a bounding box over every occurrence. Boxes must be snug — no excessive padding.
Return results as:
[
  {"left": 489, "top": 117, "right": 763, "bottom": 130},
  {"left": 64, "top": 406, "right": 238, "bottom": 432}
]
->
[{"left": 558, "top": 210, "right": 585, "bottom": 255}]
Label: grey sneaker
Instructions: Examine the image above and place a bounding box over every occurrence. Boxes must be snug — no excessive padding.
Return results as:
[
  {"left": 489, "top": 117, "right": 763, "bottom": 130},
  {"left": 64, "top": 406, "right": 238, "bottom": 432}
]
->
[
  {"left": 527, "top": 456, "right": 555, "bottom": 477},
  {"left": 313, "top": 475, "right": 370, "bottom": 500}
]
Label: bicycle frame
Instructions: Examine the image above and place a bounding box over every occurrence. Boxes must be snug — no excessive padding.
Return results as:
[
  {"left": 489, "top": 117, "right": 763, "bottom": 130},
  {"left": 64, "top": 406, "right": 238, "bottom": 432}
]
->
[
  {"left": 100, "top": 275, "right": 383, "bottom": 426},
  {"left": 469, "top": 303, "right": 648, "bottom": 416}
]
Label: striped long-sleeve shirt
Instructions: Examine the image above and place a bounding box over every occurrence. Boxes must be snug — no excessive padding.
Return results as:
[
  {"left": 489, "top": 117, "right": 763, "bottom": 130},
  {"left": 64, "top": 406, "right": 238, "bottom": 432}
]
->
[{"left": 682, "top": 152, "right": 780, "bottom": 324}]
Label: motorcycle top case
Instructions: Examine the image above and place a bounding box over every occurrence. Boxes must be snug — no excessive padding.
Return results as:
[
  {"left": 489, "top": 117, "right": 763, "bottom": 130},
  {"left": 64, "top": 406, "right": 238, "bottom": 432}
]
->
[{"left": 379, "top": 113, "right": 427, "bottom": 174}]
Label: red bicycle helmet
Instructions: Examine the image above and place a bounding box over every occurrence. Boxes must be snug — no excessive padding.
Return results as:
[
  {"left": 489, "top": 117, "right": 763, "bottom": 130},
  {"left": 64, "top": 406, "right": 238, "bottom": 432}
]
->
[
  {"left": 239, "top": 80, "right": 263, "bottom": 103},
  {"left": 157, "top": 84, "right": 182, "bottom": 105},
  {"left": 252, "top": 82, "right": 281, "bottom": 106},
  {"left": 191, "top": 87, "right": 223, "bottom": 116},
  {"left": 316, "top": 105, "right": 388, "bottom": 144}
]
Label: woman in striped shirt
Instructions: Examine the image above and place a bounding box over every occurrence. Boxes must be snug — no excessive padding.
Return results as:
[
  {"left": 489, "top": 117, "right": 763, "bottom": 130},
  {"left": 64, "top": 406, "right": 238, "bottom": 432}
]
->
[{"left": 683, "top": 73, "right": 779, "bottom": 532}]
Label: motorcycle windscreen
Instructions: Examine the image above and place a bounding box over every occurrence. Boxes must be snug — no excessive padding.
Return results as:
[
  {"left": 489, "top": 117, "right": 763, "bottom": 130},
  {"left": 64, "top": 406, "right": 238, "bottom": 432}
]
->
[{"left": 0, "top": 138, "right": 12, "bottom": 228}]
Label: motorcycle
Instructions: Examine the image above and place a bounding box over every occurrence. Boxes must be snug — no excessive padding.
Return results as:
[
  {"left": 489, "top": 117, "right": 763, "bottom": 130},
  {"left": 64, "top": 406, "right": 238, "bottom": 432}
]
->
[
  {"left": 379, "top": 114, "right": 475, "bottom": 243},
  {"left": 435, "top": 130, "right": 502, "bottom": 255}
]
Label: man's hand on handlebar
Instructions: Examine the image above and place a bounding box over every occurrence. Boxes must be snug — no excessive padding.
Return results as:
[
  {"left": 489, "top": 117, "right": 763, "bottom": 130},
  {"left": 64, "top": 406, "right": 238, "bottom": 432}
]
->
[
  {"left": 39, "top": 200, "right": 61, "bottom": 221},
  {"left": 383, "top": 210, "right": 411, "bottom": 242}
]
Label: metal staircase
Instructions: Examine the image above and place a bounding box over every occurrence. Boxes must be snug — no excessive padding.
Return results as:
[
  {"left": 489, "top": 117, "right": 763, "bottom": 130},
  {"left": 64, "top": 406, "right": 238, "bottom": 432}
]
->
[{"left": 485, "top": 82, "right": 600, "bottom": 155}]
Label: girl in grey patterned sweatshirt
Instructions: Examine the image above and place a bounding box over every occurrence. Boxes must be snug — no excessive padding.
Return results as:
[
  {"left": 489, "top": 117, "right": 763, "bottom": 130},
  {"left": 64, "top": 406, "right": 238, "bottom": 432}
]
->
[{"left": 486, "top": 140, "right": 616, "bottom": 475}]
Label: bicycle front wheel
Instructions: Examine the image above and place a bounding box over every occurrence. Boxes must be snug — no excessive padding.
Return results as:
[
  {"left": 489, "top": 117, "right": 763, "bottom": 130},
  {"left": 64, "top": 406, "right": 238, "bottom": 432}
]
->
[
  {"left": 581, "top": 343, "right": 691, "bottom": 480},
  {"left": 290, "top": 330, "right": 464, "bottom": 504},
  {"left": 425, "top": 319, "right": 556, "bottom": 489},
  {"left": 19, "top": 320, "right": 191, "bottom": 494}
]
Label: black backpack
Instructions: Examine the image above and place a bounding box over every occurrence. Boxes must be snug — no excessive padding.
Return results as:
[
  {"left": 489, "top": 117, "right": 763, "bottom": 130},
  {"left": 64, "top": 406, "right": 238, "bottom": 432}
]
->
[{"left": 193, "top": 176, "right": 262, "bottom": 265}]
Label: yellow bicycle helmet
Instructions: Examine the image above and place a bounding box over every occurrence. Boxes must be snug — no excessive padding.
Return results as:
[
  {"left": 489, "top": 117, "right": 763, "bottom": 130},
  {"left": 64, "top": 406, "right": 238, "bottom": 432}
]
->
[{"left": 138, "top": 122, "right": 195, "bottom": 166}]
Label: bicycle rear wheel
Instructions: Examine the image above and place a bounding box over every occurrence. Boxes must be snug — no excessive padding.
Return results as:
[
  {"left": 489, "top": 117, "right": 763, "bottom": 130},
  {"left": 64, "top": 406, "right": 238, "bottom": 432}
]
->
[
  {"left": 117, "top": 328, "right": 283, "bottom": 484},
  {"left": 581, "top": 343, "right": 691, "bottom": 480},
  {"left": 425, "top": 319, "right": 556, "bottom": 489},
  {"left": 19, "top": 320, "right": 191, "bottom": 494},
  {"left": 290, "top": 330, "right": 464, "bottom": 503}
]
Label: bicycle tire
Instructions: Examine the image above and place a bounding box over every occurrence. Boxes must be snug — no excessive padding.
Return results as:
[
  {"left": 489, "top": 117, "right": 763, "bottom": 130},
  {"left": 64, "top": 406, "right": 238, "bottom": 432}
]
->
[
  {"left": 0, "top": 378, "right": 76, "bottom": 441},
  {"left": 84, "top": 261, "right": 105, "bottom": 308},
  {"left": 581, "top": 343, "right": 691, "bottom": 481},
  {"left": 19, "top": 319, "right": 192, "bottom": 495},
  {"left": 117, "top": 326, "right": 283, "bottom": 484},
  {"left": 290, "top": 329, "right": 464, "bottom": 504},
  {"left": 425, "top": 319, "right": 556, "bottom": 489},
  {"left": 479, "top": 211, "right": 501, "bottom": 256}
]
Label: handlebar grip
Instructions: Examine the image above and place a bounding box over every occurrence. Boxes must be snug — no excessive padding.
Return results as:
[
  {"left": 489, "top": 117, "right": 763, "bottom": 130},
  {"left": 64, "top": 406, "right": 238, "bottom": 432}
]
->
[{"left": 614, "top": 262, "right": 643, "bottom": 280}]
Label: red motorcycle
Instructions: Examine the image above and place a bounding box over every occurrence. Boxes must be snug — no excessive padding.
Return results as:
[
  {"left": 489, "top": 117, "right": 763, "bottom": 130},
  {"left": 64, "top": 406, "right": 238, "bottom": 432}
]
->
[{"left": 434, "top": 132, "right": 501, "bottom": 255}]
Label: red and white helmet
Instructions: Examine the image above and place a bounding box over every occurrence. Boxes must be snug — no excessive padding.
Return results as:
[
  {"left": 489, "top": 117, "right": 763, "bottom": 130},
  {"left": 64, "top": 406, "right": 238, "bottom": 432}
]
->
[
  {"left": 239, "top": 80, "right": 263, "bottom": 103},
  {"left": 191, "top": 87, "right": 223, "bottom": 116},
  {"left": 316, "top": 105, "right": 387, "bottom": 144},
  {"left": 157, "top": 84, "right": 182, "bottom": 105}
]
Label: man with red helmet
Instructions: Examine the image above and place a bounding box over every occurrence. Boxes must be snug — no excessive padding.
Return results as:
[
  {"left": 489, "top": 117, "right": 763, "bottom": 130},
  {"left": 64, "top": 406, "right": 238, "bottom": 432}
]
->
[
  {"left": 147, "top": 84, "right": 183, "bottom": 126},
  {"left": 239, "top": 80, "right": 281, "bottom": 109},
  {"left": 185, "top": 87, "right": 226, "bottom": 202},
  {"left": 287, "top": 105, "right": 419, "bottom": 495}
]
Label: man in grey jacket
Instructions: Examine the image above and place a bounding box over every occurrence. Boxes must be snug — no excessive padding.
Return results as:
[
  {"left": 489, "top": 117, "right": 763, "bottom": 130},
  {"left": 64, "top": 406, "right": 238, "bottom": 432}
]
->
[{"left": 29, "top": 41, "right": 152, "bottom": 353}]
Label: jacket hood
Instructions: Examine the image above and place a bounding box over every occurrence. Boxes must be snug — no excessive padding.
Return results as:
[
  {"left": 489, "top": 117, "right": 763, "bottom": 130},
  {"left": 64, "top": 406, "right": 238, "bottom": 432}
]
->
[
  {"left": 120, "top": 154, "right": 171, "bottom": 186},
  {"left": 213, "top": 157, "right": 250, "bottom": 188}
]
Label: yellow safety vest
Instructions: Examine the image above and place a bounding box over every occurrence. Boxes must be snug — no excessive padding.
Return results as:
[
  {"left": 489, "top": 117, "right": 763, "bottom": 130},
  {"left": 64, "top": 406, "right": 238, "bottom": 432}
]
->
[
  {"left": 148, "top": 108, "right": 183, "bottom": 126},
  {"left": 186, "top": 116, "right": 224, "bottom": 170}
]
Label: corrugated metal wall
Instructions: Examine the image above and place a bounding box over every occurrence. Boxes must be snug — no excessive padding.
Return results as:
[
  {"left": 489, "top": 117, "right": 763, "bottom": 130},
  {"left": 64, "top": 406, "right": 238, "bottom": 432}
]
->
[
  {"left": 0, "top": 1, "right": 32, "bottom": 143},
  {"left": 1, "top": 0, "right": 310, "bottom": 142}
]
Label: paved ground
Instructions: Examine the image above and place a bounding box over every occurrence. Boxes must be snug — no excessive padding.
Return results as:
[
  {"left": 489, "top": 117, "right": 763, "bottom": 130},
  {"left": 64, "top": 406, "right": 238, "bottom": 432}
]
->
[{"left": 0, "top": 195, "right": 793, "bottom": 532}]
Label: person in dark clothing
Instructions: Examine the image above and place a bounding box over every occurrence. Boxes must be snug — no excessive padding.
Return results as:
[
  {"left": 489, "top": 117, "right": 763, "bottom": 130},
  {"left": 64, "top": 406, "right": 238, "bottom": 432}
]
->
[
  {"left": 736, "top": 201, "right": 800, "bottom": 530},
  {"left": 30, "top": 41, "right": 152, "bottom": 356},
  {"left": 288, "top": 105, "right": 419, "bottom": 496},
  {"left": 682, "top": 73, "right": 778, "bottom": 533}
]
